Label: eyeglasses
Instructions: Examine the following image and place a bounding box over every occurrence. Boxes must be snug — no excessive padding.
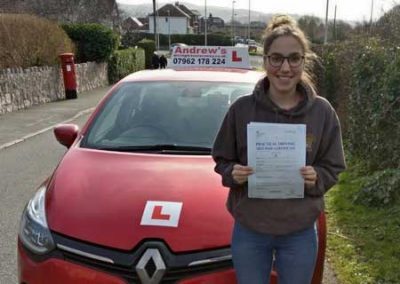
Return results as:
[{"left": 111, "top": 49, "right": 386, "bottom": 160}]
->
[{"left": 265, "top": 53, "right": 305, "bottom": 68}]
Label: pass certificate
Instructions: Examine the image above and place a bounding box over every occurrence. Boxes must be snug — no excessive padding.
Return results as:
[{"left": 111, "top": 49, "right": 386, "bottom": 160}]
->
[{"left": 247, "top": 122, "right": 306, "bottom": 199}]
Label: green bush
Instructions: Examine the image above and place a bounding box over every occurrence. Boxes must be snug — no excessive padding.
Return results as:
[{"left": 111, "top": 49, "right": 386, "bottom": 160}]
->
[
  {"left": 375, "top": 5, "right": 400, "bottom": 44},
  {"left": 121, "top": 32, "right": 147, "bottom": 48},
  {"left": 314, "top": 36, "right": 399, "bottom": 207},
  {"left": 313, "top": 40, "right": 364, "bottom": 133},
  {"left": 137, "top": 39, "right": 155, "bottom": 69},
  {"left": 354, "top": 169, "right": 400, "bottom": 207},
  {"left": 0, "top": 14, "right": 74, "bottom": 69},
  {"left": 107, "top": 47, "right": 145, "bottom": 84},
  {"left": 62, "top": 23, "right": 119, "bottom": 63},
  {"left": 349, "top": 40, "right": 399, "bottom": 172},
  {"left": 321, "top": 51, "right": 339, "bottom": 107}
]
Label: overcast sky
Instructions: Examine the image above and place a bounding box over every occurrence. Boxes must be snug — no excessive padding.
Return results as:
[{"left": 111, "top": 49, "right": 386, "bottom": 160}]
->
[{"left": 117, "top": 0, "right": 398, "bottom": 22}]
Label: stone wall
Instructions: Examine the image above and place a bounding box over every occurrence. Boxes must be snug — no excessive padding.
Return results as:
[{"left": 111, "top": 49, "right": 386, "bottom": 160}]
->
[
  {"left": 76, "top": 62, "right": 108, "bottom": 93},
  {"left": 0, "top": 62, "right": 108, "bottom": 115}
]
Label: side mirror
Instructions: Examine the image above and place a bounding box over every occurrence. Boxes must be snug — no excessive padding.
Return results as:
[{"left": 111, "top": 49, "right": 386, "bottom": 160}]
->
[{"left": 54, "top": 124, "right": 79, "bottom": 148}]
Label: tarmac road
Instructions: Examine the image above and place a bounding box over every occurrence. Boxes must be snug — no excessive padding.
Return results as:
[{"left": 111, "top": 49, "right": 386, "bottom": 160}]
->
[
  {"left": 0, "top": 88, "right": 106, "bottom": 283},
  {"left": 0, "top": 114, "right": 90, "bottom": 283}
]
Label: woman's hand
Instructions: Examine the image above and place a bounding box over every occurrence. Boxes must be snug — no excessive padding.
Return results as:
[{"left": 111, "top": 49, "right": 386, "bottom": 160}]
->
[
  {"left": 300, "top": 166, "right": 318, "bottom": 188},
  {"left": 232, "top": 164, "right": 254, "bottom": 185}
]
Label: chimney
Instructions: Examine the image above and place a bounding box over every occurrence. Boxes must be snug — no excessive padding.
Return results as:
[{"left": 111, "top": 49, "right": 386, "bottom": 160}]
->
[{"left": 175, "top": 2, "right": 179, "bottom": 6}]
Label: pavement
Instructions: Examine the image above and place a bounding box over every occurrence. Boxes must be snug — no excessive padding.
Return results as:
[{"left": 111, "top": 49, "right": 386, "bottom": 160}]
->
[{"left": 0, "top": 86, "right": 111, "bottom": 151}]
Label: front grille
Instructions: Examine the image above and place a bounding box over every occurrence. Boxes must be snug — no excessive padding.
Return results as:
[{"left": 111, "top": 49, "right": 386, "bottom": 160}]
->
[
  {"left": 53, "top": 233, "right": 232, "bottom": 284},
  {"left": 64, "top": 251, "right": 232, "bottom": 283},
  {"left": 63, "top": 251, "right": 141, "bottom": 282}
]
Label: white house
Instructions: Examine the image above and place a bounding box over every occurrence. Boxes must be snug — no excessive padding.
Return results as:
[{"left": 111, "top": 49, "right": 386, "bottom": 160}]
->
[{"left": 148, "top": 3, "right": 198, "bottom": 35}]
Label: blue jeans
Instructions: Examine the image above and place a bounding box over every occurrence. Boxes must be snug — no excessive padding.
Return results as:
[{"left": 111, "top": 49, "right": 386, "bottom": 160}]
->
[{"left": 232, "top": 221, "right": 317, "bottom": 284}]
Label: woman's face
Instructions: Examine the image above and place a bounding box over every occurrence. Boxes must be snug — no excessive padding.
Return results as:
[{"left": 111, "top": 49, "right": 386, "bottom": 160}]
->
[{"left": 264, "top": 35, "right": 304, "bottom": 96}]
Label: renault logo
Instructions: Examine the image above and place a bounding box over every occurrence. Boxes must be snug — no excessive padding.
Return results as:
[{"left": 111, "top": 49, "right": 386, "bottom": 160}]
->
[{"left": 136, "top": 248, "right": 166, "bottom": 284}]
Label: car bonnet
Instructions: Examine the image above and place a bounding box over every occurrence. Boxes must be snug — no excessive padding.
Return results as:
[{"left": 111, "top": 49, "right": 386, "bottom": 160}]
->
[{"left": 45, "top": 148, "right": 233, "bottom": 252}]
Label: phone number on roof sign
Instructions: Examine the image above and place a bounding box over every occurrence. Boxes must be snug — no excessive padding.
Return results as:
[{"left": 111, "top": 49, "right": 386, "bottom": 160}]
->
[{"left": 172, "top": 57, "right": 226, "bottom": 65}]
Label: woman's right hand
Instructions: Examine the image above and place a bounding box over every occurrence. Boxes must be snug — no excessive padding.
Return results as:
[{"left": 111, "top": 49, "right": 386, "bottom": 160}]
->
[{"left": 232, "top": 164, "right": 254, "bottom": 184}]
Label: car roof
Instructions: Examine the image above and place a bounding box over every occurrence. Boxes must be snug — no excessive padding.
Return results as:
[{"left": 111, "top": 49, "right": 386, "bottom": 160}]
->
[{"left": 120, "top": 68, "right": 264, "bottom": 84}]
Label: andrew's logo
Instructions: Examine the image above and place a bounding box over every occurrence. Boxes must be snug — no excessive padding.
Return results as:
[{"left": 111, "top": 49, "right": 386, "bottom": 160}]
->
[
  {"left": 140, "top": 201, "right": 183, "bottom": 227},
  {"left": 175, "top": 46, "right": 226, "bottom": 55}
]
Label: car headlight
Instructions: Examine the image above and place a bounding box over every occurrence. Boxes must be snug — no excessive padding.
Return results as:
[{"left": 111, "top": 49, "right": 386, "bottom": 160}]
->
[{"left": 19, "top": 186, "right": 55, "bottom": 255}]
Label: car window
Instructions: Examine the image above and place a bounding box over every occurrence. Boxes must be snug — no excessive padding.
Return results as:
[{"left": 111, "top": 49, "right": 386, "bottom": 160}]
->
[{"left": 82, "top": 81, "right": 253, "bottom": 151}]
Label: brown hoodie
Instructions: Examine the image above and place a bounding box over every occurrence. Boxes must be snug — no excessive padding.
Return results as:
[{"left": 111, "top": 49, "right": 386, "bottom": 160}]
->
[{"left": 212, "top": 76, "right": 346, "bottom": 235}]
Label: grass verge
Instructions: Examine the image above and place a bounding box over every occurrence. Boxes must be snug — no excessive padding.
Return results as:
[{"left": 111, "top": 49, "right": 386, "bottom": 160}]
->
[{"left": 325, "top": 171, "right": 400, "bottom": 284}]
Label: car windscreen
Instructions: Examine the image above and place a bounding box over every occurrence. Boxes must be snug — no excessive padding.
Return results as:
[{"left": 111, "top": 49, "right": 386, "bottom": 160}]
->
[{"left": 81, "top": 81, "right": 254, "bottom": 153}]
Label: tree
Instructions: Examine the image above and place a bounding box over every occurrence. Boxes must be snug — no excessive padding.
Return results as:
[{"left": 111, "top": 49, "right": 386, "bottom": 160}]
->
[
  {"left": 298, "top": 15, "right": 324, "bottom": 43},
  {"left": 375, "top": 4, "right": 400, "bottom": 44},
  {"left": 329, "top": 20, "right": 353, "bottom": 42}
]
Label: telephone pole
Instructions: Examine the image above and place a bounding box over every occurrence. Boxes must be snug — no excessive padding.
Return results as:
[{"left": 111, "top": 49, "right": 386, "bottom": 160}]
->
[
  {"left": 324, "top": 0, "right": 329, "bottom": 44},
  {"left": 333, "top": 4, "right": 337, "bottom": 42},
  {"left": 205, "top": 0, "right": 207, "bottom": 46},
  {"left": 369, "top": 0, "right": 374, "bottom": 34},
  {"left": 248, "top": 0, "right": 251, "bottom": 40},
  {"left": 232, "top": 0, "right": 236, "bottom": 46},
  {"left": 152, "top": 0, "right": 157, "bottom": 49}
]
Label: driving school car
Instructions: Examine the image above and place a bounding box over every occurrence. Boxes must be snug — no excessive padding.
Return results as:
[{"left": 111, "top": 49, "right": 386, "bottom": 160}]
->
[{"left": 18, "top": 47, "right": 326, "bottom": 284}]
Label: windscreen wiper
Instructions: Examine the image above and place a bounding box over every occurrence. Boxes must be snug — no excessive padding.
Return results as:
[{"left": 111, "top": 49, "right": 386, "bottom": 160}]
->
[{"left": 95, "top": 144, "right": 211, "bottom": 154}]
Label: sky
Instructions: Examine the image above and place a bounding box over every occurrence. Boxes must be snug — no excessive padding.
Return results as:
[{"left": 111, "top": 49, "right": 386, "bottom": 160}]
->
[{"left": 117, "top": 0, "right": 399, "bottom": 22}]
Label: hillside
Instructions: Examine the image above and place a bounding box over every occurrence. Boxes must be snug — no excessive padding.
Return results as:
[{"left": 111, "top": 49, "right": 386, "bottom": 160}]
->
[{"left": 117, "top": 1, "right": 279, "bottom": 24}]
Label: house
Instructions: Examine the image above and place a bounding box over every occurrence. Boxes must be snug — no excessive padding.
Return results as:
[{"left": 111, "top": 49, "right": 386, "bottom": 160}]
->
[
  {"left": 121, "top": 17, "right": 148, "bottom": 33},
  {"left": 199, "top": 13, "right": 225, "bottom": 33},
  {"left": 174, "top": 2, "right": 201, "bottom": 33},
  {"left": 148, "top": 2, "right": 199, "bottom": 35},
  {"left": 0, "top": 0, "right": 120, "bottom": 31}
]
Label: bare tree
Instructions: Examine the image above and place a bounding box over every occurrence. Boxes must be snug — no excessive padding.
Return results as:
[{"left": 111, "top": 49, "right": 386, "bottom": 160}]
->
[{"left": 298, "top": 15, "right": 324, "bottom": 43}]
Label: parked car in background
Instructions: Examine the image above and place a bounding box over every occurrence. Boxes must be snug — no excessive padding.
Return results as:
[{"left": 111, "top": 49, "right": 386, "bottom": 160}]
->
[
  {"left": 247, "top": 39, "right": 258, "bottom": 53},
  {"left": 235, "top": 40, "right": 258, "bottom": 53},
  {"left": 169, "top": 42, "right": 188, "bottom": 54},
  {"left": 18, "top": 46, "right": 326, "bottom": 284}
]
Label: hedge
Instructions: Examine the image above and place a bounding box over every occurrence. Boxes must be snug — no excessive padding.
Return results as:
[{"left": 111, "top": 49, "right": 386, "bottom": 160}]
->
[
  {"left": 62, "top": 23, "right": 119, "bottom": 63},
  {"left": 349, "top": 40, "right": 399, "bottom": 172},
  {"left": 314, "top": 37, "right": 400, "bottom": 205},
  {"left": 312, "top": 41, "right": 362, "bottom": 133},
  {"left": 136, "top": 39, "right": 156, "bottom": 69},
  {"left": 0, "top": 14, "right": 73, "bottom": 69},
  {"left": 108, "top": 47, "right": 145, "bottom": 84}
]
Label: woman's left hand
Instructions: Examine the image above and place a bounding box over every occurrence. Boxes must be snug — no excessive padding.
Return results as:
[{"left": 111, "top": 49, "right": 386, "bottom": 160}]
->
[{"left": 300, "top": 166, "right": 318, "bottom": 188}]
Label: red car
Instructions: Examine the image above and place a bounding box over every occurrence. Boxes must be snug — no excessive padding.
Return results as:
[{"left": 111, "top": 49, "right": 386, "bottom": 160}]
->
[{"left": 18, "top": 48, "right": 326, "bottom": 284}]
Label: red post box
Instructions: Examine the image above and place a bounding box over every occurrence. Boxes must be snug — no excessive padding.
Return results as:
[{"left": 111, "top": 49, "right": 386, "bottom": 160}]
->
[{"left": 59, "top": 53, "right": 77, "bottom": 99}]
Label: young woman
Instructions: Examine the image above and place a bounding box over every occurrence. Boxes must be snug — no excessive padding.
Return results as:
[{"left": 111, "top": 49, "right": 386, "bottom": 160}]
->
[{"left": 212, "top": 15, "right": 346, "bottom": 284}]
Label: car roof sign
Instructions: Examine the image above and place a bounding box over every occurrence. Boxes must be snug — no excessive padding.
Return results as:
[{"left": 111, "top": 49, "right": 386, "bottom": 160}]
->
[{"left": 170, "top": 46, "right": 252, "bottom": 70}]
